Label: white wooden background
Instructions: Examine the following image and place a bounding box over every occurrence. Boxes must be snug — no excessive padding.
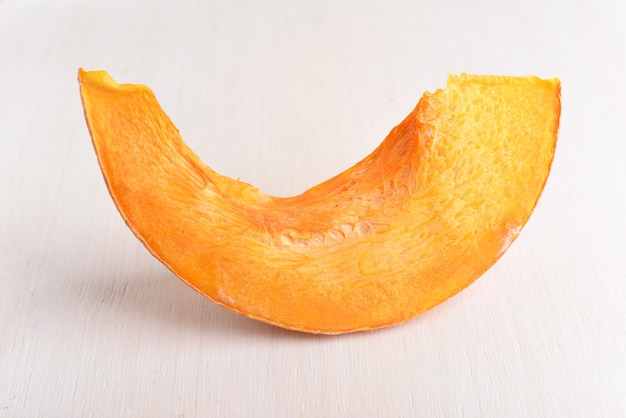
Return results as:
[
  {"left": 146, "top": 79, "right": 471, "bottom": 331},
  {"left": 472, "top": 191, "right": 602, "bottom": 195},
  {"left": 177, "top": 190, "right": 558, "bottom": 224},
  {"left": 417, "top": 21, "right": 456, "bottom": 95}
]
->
[{"left": 1, "top": 0, "right": 625, "bottom": 416}]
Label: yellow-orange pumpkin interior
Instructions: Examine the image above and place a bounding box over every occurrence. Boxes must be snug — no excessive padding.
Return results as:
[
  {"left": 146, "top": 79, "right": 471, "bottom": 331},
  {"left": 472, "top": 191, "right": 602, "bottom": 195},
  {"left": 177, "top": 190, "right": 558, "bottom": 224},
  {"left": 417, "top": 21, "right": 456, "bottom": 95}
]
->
[{"left": 79, "top": 69, "right": 560, "bottom": 334}]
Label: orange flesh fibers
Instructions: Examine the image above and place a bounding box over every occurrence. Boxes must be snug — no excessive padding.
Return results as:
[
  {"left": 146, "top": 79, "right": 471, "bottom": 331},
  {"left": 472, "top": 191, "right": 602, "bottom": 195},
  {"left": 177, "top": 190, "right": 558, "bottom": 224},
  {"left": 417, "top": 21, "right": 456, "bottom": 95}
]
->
[{"left": 79, "top": 70, "right": 560, "bottom": 334}]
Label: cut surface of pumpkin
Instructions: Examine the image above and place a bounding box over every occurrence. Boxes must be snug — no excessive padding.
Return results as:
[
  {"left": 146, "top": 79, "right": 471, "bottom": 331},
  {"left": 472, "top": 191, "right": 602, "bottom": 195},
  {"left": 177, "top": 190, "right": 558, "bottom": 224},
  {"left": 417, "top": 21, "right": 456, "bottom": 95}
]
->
[{"left": 79, "top": 69, "right": 560, "bottom": 334}]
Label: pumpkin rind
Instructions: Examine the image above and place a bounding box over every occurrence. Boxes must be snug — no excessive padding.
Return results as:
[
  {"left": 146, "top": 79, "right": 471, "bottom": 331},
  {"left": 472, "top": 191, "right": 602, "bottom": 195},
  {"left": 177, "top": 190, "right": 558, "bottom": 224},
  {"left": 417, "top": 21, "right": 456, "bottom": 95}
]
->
[{"left": 79, "top": 69, "right": 560, "bottom": 334}]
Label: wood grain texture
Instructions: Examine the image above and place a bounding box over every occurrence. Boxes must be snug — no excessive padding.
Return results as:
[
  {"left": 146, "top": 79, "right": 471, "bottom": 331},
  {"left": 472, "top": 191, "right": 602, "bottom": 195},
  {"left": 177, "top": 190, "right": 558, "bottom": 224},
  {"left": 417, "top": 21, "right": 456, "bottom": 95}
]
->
[{"left": 1, "top": 0, "right": 625, "bottom": 416}]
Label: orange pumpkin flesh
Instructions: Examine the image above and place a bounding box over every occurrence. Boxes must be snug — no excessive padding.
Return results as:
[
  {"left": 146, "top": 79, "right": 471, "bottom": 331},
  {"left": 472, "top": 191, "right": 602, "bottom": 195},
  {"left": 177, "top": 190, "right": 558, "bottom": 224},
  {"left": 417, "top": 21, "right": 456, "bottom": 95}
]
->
[{"left": 79, "top": 69, "right": 560, "bottom": 334}]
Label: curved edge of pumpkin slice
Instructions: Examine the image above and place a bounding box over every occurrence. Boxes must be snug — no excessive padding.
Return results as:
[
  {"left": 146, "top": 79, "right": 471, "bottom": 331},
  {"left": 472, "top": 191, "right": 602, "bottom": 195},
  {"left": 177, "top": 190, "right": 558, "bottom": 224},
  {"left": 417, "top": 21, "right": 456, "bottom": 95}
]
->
[{"left": 79, "top": 68, "right": 560, "bottom": 334}]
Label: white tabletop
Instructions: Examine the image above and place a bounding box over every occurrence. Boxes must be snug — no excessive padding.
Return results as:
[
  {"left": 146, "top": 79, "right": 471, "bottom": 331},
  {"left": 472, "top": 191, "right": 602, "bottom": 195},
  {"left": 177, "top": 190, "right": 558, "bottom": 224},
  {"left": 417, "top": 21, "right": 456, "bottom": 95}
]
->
[{"left": 1, "top": 0, "right": 625, "bottom": 416}]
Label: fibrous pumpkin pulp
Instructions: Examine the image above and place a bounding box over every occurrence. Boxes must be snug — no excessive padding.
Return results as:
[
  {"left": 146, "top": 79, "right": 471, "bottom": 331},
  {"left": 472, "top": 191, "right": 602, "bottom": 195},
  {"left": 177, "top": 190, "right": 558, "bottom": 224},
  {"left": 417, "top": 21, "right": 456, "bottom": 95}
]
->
[{"left": 79, "top": 69, "right": 560, "bottom": 334}]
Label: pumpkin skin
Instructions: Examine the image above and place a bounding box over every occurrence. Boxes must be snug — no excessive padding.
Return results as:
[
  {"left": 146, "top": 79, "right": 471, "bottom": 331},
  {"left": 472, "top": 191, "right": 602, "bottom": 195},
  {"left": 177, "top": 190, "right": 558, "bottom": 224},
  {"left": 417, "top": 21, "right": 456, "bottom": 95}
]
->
[{"left": 79, "top": 69, "right": 560, "bottom": 334}]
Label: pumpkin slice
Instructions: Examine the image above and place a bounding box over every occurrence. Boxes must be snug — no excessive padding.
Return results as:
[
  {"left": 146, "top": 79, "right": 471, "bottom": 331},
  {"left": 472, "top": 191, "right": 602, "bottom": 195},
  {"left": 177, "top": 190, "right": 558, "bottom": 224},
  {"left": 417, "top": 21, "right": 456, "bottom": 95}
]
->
[{"left": 79, "top": 69, "right": 560, "bottom": 334}]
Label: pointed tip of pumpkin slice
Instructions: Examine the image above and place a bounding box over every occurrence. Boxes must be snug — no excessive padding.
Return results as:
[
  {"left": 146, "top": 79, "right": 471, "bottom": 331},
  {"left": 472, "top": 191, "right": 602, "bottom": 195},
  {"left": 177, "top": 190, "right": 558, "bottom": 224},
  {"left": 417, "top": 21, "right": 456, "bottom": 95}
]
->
[
  {"left": 78, "top": 68, "right": 151, "bottom": 94},
  {"left": 79, "top": 68, "right": 560, "bottom": 334},
  {"left": 78, "top": 68, "right": 118, "bottom": 89}
]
